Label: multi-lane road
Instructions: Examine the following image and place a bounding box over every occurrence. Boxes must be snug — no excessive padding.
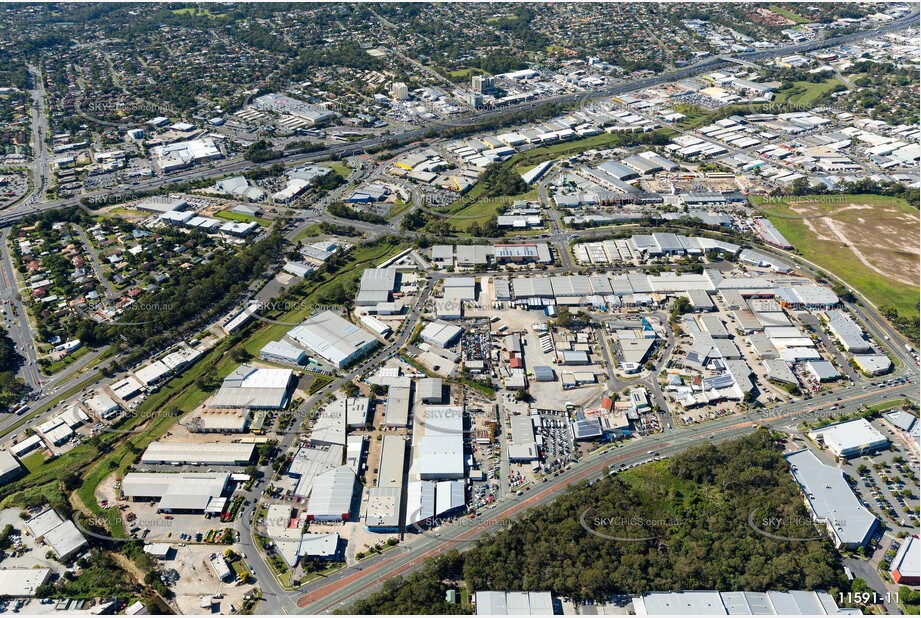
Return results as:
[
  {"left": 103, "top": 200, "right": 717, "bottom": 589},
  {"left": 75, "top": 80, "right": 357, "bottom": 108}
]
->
[
  {"left": 0, "top": 9, "right": 916, "bottom": 230},
  {"left": 1, "top": 12, "right": 918, "bottom": 614},
  {"left": 282, "top": 382, "right": 918, "bottom": 615}
]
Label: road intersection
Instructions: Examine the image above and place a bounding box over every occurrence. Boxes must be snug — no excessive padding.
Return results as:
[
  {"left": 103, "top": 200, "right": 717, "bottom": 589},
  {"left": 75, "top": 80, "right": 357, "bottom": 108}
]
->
[{"left": 0, "top": 11, "right": 917, "bottom": 614}]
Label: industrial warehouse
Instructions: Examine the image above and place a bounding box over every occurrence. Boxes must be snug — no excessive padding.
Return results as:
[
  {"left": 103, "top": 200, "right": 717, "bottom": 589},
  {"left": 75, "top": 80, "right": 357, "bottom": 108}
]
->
[
  {"left": 2, "top": 6, "right": 918, "bottom": 610},
  {"left": 120, "top": 472, "right": 235, "bottom": 513},
  {"left": 785, "top": 449, "right": 878, "bottom": 549},
  {"left": 289, "top": 311, "right": 380, "bottom": 368},
  {"left": 140, "top": 442, "right": 257, "bottom": 466}
]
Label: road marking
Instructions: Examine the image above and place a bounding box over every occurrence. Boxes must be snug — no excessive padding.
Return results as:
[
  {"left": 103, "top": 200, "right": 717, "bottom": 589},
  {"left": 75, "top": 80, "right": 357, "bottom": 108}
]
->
[{"left": 295, "top": 386, "right": 914, "bottom": 612}]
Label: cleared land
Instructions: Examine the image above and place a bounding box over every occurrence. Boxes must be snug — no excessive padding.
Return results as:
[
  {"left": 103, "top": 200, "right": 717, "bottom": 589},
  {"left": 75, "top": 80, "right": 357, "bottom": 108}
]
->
[
  {"left": 215, "top": 209, "right": 270, "bottom": 225},
  {"left": 772, "top": 78, "right": 843, "bottom": 107},
  {"left": 756, "top": 194, "right": 919, "bottom": 321},
  {"left": 768, "top": 5, "right": 811, "bottom": 23},
  {"left": 320, "top": 161, "right": 352, "bottom": 179}
]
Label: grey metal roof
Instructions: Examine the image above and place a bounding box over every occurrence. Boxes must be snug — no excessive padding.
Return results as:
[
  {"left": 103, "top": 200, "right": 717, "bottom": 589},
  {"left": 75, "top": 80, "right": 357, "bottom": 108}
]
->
[
  {"left": 808, "top": 419, "right": 889, "bottom": 456},
  {"left": 550, "top": 275, "right": 592, "bottom": 298},
  {"left": 435, "top": 480, "right": 465, "bottom": 516},
  {"left": 377, "top": 435, "right": 406, "bottom": 489},
  {"left": 597, "top": 160, "right": 639, "bottom": 180},
  {"left": 290, "top": 311, "right": 379, "bottom": 368},
  {"left": 652, "top": 232, "right": 683, "bottom": 253},
  {"left": 806, "top": 359, "right": 840, "bottom": 381},
  {"left": 121, "top": 472, "right": 230, "bottom": 510},
  {"left": 785, "top": 449, "right": 877, "bottom": 547},
  {"left": 141, "top": 442, "right": 257, "bottom": 466},
  {"left": 418, "top": 378, "right": 443, "bottom": 401},
  {"left": 622, "top": 155, "right": 661, "bottom": 174},
  {"left": 634, "top": 590, "right": 859, "bottom": 615},
  {"left": 474, "top": 591, "right": 554, "bottom": 616},
  {"left": 0, "top": 450, "right": 21, "bottom": 478},
  {"left": 891, "top": 535, "right": 919, "bottom": 580},
  {"left": 406, "top": 481, "right": 437, "bottom": 525},
  {"left": 306, "top": 466, "right": 356, "bottom": 519},
  {"left": 289, "top": 444, "right": 344, "bottom": 497},
  {"left": 384, "top": 386, "right": 411, "bottom": 427},
  {"left": 763, "top": 359, "right": 797, "bottom": 385},
  {"left": 825, "top": 310, "right": 870, "bottom": 351}
]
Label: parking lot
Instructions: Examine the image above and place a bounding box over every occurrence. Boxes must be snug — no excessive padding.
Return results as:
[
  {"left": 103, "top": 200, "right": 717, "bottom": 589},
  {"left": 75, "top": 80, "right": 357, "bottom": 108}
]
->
[
  {"left": 538, "top": 414, "right": 576, "bottom": 474},
  {"left": 96, "top": 474, "right": 245, "bottom": 544},
  {"left": 0, "top": 171, "right": 28, "bottom": 208},
  {"left": 839, "top": 428, "right": 920, "bottom": 533}
]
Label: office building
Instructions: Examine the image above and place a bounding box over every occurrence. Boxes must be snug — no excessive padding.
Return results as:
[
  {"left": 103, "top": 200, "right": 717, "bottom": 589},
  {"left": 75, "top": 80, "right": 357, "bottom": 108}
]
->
[
  {"left": 471, "top": 75, "right": 495, "bottom": 94},
  {"left": 391, "top": 82, "right": 409, "bottom": 100}
]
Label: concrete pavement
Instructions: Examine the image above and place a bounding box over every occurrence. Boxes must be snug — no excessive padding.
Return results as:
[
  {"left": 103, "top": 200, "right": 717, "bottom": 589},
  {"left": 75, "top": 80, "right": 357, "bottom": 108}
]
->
[{"left": 291, "top": 382, "right": 918, "bottom": 614}]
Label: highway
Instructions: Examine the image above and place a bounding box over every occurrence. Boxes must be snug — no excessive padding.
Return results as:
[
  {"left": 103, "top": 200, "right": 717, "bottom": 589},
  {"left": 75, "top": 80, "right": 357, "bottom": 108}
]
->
[
  {"left": 0, "top": 227, "right": 41, "bottom": 391},
  {"left": 0, "top": 12, "right": 916, "bottom": 613},
  {"left": 0, "top": 10, "right": 916, "bottom": 229},
  {"left": 24, "top": 64, "right": 50, "bottom": 208}
]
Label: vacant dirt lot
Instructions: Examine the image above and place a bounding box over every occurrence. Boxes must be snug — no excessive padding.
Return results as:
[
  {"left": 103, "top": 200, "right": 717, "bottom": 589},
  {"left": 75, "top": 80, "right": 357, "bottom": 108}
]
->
[{"left": 787, "top": 201, "right": 920, "bottom": 286}]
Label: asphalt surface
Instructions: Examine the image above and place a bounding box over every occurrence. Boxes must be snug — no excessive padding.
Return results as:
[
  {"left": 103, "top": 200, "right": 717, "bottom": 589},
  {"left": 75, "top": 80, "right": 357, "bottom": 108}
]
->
[
  {"left": 288, "top": 382, "right": 919, "bottom": 615},
  {"left": 0, "top": 13, "right": 917, "bottom": 613},
  {"left": 0, "top": 11, "right": 916, "bottom": 229}
]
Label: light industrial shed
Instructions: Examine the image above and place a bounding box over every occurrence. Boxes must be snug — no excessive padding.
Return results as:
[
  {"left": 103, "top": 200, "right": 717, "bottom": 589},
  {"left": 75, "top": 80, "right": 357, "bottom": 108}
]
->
[
  {"left": 141, "top": 442, "right": 257, "bottom": 466},
  {"left": 121, "top": 472, "right": 231, "bottom": 513},
  {"left": 290, "top": 311, "right": 379, "bottom": 368},
  {"left": 306, "top": 466, "right": 356, "bottom": 521}
]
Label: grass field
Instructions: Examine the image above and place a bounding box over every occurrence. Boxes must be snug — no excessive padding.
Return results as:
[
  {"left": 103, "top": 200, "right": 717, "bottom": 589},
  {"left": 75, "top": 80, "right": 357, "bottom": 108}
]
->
[
  {"left": 509, "top": 131, "right": 651, "bottom": 170},
  {"left": 866, "top": 399, "right": 911, "bottom": 414},
  {"left": 171, "top": 7, "right": 224, "bottom": 17},
  {"left": 773, "top": 78, "right": 842, "bottom": 108},
  {"left": 107, "top": 208, "right": 149, "bottom": 218},
  {"left": 755, "top": 194, "right": 919, "bottom": 322},
  {"left": 293, "top": 224, "right": 325, "bottom": 242},
  {"left": 447, "top": 67, "right": 485, "bottom": 80},
  {"left": 768, "top": 5, "right": 811, "bottom": 23},
  {"left": 215, "top": 210, "right": 270, "bottom": 225},
  {"left": 43, "top": 345, "right": 91, "bottom": 374},
  {"left": 387, "top": 198, "right": 412, "bottom": 220},
  {"left": 320, "top": 161, "right": 351, "bottom": 179},
  {"left": 445, "top": 190, "right": 539, "bottom": 232},
  {"left": 20, "top": 451, "right": 45, "bottom": 473}
]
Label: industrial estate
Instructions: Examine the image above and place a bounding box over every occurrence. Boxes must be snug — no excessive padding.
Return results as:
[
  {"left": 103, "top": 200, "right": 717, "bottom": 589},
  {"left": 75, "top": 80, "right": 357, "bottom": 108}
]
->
[{"left": 0, "top": 2, "right": 918, "bottom": 616}]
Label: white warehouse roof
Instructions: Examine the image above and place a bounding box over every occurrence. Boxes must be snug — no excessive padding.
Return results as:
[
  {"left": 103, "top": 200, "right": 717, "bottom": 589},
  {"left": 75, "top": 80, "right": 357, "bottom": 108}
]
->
[
  {"left": 0, "top": 568, "right": 52, "bottom": 597},
  {"left": 306, "top": 466, "right": 356, "bottom": 520},
  {"left": 290, "top": 311, "right": 379, "bottom": 368},
  {"left": 140, "top": 442, "right": 256, "bottom": 466},
  {"left": 121, "top": 472, "right": 230, "bottom": 512},
  {"left": 808, "top": 418, "right": 889, "bottom": 457},
  {"left": 785, "top": 449, "right": 877, "bottom": 548}
]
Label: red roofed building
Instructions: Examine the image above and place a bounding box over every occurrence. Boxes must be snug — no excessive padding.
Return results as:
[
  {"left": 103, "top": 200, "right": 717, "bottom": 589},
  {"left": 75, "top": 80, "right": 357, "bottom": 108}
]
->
[{"left": 890, "top": 536, "right": 919, "bottom": 585}]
